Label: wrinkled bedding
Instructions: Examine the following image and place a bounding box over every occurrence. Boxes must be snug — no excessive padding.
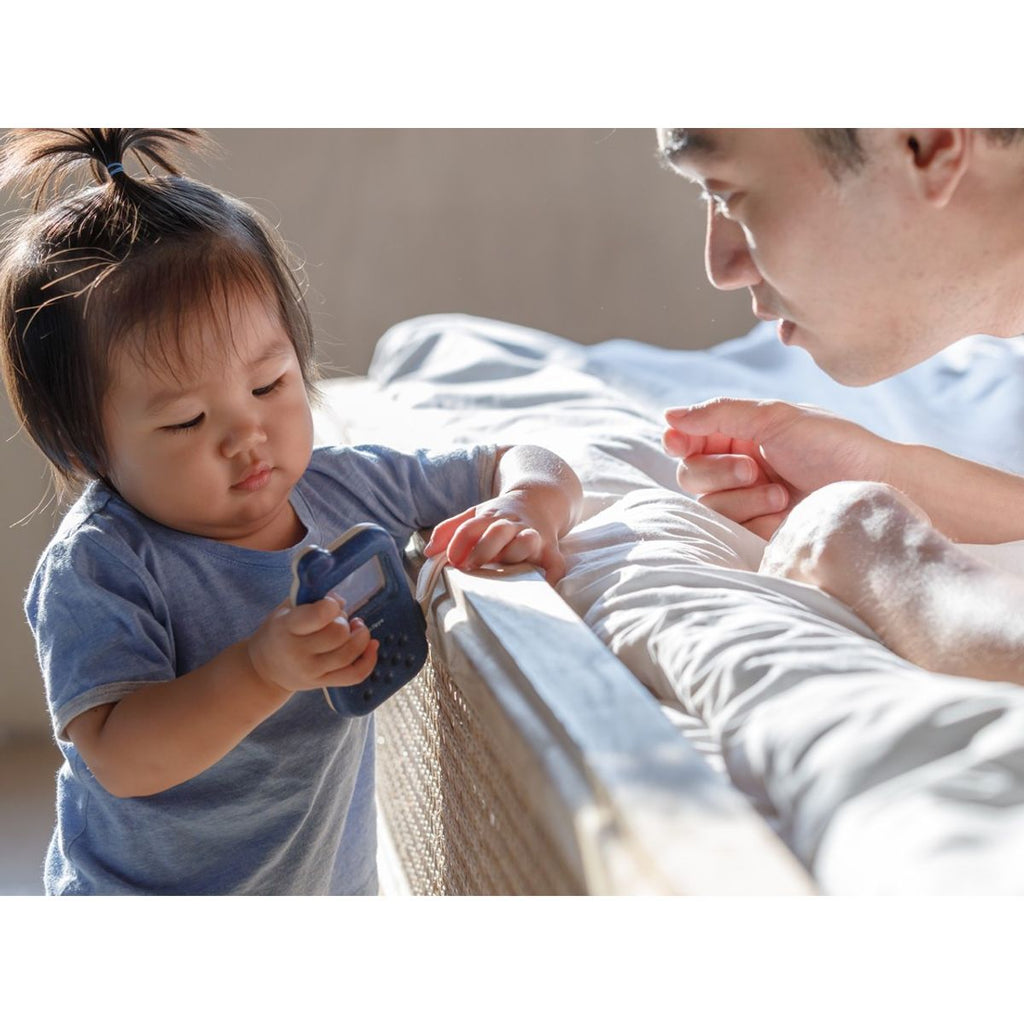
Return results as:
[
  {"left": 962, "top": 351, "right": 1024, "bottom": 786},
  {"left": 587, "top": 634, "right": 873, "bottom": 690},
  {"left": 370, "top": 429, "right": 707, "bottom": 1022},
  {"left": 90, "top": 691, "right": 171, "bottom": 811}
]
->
[{"left": 316, "top": 313, "right": 1024, "bottom": 894}]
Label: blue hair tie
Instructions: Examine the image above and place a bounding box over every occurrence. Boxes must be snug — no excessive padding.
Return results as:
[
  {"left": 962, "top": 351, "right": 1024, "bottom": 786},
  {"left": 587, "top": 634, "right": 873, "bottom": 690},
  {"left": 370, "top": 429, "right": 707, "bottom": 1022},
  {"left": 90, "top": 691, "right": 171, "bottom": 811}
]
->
[{"left": 107, "top": 162, "right": 125, "bottom": 178}]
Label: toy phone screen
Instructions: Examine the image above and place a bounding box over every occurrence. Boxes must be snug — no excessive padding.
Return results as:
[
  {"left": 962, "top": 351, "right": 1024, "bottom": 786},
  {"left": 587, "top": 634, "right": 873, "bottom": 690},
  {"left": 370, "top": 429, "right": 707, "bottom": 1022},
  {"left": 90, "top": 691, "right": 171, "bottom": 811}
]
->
[{"left": 328, "top": 555, "right": 385, "bottom": 613}]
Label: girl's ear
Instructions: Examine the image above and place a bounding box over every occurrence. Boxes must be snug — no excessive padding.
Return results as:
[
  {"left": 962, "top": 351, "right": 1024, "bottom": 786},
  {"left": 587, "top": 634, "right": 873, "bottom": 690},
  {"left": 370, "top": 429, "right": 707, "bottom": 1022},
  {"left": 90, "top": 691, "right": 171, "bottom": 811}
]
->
[{"left": 901, "top": 129, "right": 971, "bottom": 207}]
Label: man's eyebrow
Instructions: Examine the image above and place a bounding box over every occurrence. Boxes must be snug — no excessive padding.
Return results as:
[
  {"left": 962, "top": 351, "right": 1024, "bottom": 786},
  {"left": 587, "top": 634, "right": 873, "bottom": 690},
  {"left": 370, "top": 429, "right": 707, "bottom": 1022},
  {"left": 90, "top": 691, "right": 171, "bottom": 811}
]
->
[{"left": 656, "top": 128, "right": 718, "bottom": 171}]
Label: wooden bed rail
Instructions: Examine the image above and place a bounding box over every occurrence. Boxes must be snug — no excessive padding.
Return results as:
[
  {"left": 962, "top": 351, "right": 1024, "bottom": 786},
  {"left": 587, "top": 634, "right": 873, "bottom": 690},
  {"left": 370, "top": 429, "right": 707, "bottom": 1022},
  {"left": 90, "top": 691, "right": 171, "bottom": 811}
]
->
[{"left": 374, "top": 561, "right": 815, "bottom": 895}]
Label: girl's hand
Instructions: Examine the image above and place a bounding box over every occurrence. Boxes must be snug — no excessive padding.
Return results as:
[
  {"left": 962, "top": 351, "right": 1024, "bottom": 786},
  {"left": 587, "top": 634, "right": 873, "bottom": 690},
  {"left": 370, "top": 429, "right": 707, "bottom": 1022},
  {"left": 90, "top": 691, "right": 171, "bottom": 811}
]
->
[
  {"left": 246, "top": 596, "right": 379, "bottom": 694},
  {"left": 424, "top": 490, "right": 567, "bottom": 583}
]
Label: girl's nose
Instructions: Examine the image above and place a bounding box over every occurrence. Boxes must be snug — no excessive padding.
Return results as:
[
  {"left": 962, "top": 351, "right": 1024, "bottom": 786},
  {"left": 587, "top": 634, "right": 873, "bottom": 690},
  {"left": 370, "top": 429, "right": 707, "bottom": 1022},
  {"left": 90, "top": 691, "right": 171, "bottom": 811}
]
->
[
  {"left": 220, "top": 414, "right": 267, "bottom": 459},
  {"left": 704, "top": 205, "right": 761, "bottom": 291}
]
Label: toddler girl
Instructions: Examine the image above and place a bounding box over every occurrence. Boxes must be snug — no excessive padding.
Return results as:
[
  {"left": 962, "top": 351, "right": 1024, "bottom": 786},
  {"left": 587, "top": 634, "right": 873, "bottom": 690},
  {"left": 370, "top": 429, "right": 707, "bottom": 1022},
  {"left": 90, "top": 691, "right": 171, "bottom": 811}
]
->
[{"left": 0, "top": 128, "right": 582, "bottom": 895}]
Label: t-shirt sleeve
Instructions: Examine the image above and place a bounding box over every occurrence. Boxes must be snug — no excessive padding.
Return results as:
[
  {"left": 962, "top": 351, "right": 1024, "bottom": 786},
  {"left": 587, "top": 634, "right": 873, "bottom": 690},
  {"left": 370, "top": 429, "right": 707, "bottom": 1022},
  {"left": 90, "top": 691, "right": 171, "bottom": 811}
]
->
[
  {"left": 26, "top": 530, "right": 176, "bottom": 741},
  {"left": 310, "top": 444, "right": 501, "bottom": 543}
]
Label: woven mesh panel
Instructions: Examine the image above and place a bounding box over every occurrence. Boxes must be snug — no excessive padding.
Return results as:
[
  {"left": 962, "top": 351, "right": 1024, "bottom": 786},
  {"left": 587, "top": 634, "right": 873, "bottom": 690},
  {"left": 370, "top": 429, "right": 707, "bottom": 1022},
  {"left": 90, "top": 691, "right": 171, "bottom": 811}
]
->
[{"left": 375, "top": 651, "right": 585, "bottom": 895}]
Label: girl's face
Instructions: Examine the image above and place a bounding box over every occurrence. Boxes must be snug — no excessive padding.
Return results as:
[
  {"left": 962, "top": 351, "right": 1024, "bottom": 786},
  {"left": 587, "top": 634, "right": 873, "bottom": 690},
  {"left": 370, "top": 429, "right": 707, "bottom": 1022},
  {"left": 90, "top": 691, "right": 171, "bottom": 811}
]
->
[{"left": 100, "top": 289, "right": 314, "bottom": 550}]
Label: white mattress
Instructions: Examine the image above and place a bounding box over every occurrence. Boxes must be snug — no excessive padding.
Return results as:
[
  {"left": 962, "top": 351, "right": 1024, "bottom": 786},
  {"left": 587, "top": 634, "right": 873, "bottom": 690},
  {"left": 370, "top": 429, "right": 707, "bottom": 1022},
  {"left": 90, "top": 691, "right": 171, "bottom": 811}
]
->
[{"left": 315, "top": 313, "right": 1024, "bottom": 894}]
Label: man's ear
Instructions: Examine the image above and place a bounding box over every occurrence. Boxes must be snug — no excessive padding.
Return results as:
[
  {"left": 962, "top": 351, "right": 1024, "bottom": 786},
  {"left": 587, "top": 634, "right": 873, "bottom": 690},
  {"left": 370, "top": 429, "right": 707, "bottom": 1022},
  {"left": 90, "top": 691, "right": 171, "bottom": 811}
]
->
[{"left": 901, "top": 128, "right": 971, "bottom": 206}]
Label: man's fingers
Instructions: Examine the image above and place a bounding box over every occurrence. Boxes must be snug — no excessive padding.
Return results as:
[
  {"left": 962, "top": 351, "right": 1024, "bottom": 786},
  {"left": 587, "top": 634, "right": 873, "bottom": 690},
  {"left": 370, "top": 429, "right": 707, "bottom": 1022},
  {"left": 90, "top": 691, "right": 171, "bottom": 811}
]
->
[
  {"left": 698, "top": 483, "right": 791, "bottom": 528},
  {"left": 743, "top": 511, "right": 789, "bottom": 543},
  {"left": 665, "top": 398, "right": 795, "bottom": 444},
  {"left": 675, "top": 452, "right": 766, "bottom": 494}
]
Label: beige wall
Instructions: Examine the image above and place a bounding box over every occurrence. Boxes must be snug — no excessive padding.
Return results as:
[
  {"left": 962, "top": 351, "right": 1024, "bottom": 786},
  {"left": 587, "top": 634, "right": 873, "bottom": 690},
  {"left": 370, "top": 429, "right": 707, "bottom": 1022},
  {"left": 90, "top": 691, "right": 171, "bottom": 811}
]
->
[{"left": 0, "top": 128, "right": 755, "bottom": 737}]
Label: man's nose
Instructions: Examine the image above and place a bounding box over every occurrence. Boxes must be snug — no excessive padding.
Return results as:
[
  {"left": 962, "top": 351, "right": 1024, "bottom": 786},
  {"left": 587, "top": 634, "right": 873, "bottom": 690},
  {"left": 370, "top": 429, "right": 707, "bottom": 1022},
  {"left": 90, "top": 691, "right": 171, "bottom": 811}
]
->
[
  {"left": 704, "top": 206, "right": 760, "bottom": 290},
  {"left": 220, "top": 412, "right": 267, "bottom": 458}
]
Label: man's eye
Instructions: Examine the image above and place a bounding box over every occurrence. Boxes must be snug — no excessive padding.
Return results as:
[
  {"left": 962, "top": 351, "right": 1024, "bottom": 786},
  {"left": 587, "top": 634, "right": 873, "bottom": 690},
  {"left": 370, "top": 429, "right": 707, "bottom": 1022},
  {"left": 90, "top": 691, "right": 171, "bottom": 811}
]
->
[
  {"left": 163, "top": 413, "right": 204, "bottom": 433},
  {"left": 253, "top": 376, "right": 284, "bottom": 397}
]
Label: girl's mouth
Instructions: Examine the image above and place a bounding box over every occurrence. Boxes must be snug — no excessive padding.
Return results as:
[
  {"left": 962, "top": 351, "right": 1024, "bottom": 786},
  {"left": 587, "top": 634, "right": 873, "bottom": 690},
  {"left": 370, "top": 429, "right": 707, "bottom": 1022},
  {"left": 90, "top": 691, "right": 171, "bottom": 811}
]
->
[{"left": 234, "top": 464, "right": 272, "bottom": 492}]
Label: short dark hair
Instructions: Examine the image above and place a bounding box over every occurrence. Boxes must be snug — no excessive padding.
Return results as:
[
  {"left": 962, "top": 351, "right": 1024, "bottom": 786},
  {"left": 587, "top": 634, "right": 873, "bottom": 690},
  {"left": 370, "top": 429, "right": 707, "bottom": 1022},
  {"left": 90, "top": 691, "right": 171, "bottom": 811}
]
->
[
  {"left": 0, "top": 129, "right": 317, "bottom": 495},
  {"left": 805, "top": 127, "right": 1024, "bottom": 176},
  {"left": 804, "top": 129, "right": 867, "bottom": 175}
]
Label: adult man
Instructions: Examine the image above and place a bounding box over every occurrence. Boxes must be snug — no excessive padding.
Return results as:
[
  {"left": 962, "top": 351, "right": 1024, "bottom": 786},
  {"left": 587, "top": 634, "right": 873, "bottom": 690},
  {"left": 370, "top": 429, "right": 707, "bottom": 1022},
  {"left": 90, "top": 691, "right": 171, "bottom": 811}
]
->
[{"left": 657, "top": 129, "right": 1024, "bottom": 684}]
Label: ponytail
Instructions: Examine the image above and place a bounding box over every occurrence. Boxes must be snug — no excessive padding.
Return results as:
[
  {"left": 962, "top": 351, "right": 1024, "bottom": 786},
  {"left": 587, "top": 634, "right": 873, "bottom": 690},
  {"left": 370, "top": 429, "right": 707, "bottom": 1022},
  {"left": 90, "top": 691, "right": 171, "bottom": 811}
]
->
[{"left": 0, "top": 128, "right": 211, "bottom": 208}]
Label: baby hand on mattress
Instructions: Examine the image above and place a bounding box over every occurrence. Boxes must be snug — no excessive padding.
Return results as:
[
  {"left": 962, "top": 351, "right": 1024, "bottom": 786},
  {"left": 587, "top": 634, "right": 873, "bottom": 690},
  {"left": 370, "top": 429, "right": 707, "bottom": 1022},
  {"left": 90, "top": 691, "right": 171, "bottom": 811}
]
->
[
  {"left": 663, "top": 398, "right": 892, "bottom": 540},
  {"left": 424, "top": 494, "right": 568, "bottom": 584}
]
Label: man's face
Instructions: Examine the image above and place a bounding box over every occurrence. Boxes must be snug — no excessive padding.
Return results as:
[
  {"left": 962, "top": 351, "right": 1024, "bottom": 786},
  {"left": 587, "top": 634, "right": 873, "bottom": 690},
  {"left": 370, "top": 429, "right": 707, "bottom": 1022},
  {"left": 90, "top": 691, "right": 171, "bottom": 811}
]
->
[{"left": 657, "top": 128, "right": 972, "bottom": 385}]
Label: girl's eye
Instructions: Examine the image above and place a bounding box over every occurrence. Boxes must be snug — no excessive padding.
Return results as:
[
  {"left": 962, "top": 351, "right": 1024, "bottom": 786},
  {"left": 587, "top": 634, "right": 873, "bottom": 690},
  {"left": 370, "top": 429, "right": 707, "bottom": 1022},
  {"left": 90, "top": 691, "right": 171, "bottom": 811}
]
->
[
  {"left": 253, "top": 376, "right": 284, "bottom": 397},
  {"left": 163, "top": 413, "right": 204, "bottom": 434}
]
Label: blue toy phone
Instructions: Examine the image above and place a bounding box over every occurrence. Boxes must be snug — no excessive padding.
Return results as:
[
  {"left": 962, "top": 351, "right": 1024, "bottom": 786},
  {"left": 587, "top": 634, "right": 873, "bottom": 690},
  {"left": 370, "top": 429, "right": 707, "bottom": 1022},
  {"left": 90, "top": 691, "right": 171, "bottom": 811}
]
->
[{"left": 289, "top": 523, "right": 428, "bottom": 716}]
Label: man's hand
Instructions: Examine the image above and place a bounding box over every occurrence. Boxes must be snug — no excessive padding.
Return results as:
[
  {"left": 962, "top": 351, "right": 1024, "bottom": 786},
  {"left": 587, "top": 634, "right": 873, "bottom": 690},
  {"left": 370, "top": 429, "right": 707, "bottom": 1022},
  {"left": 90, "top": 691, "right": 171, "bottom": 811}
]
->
[{"left": 663, "top": 398, "right": 892, "bottom": 539}]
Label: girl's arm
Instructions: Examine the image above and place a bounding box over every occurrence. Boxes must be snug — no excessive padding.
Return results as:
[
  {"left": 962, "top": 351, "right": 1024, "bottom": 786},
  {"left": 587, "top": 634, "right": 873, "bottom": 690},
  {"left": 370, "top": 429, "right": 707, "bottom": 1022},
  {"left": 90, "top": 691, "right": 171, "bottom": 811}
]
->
[
  {"left": 424, "top": 444, "right": 583, "bottom": 582},
  {"left": 66, "top": 596, "right": 376, "bottom": 798}
]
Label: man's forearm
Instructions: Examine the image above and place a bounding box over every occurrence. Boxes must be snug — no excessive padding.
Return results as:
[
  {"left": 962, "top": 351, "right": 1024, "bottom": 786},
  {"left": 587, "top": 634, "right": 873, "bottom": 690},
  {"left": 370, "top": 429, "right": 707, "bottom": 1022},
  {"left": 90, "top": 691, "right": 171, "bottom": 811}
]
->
[
  {"left": 858, "top": 541, "right": 1024, "bottom": 684},
  {"left": 888, "top": 443, "right": 1024, "bottom": 543},
  {"left": 761, "top": 480, "right": 1024, "bottom": 684}
]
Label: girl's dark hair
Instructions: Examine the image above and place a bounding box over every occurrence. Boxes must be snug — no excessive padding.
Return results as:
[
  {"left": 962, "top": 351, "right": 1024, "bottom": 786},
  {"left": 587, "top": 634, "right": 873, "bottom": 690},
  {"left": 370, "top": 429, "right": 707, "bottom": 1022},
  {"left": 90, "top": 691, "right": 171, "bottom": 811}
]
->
[{"left": 0, "top": 128, "right": 317, "bottom": 495}]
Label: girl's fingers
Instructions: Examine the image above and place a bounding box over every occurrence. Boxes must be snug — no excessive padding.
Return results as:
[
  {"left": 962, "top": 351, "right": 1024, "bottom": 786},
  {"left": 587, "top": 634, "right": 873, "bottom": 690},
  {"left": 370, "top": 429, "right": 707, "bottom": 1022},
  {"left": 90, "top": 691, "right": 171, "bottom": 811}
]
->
[
  {"left": 316, "top": 621, "right": 376, "bottom": 675},
  {"left": 319, "top": 637, "right": 380, "bottom": 689},
  {"left": 424, "top": 508, "right": 476, "bottom": 556},
  {"left": 451, "top": 520, "right": 539, "bottom": 570},
  {"left": 287, "top": 596, "right": 344, "bottom": 636}
]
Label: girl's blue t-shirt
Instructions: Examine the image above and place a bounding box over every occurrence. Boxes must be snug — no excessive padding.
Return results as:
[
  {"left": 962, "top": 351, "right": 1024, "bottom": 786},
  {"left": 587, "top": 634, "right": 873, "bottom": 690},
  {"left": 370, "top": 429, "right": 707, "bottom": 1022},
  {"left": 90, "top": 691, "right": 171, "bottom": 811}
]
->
[{"left": 26, "top": 443, "right": 498, "bottom": 895}]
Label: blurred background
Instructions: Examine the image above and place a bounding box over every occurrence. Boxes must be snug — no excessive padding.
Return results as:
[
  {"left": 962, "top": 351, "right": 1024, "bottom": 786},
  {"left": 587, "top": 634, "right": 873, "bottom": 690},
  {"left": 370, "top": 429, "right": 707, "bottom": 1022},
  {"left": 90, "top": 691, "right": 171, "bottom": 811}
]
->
[{"left": 0, "top": 127, "right": 755, "bottom": 741}]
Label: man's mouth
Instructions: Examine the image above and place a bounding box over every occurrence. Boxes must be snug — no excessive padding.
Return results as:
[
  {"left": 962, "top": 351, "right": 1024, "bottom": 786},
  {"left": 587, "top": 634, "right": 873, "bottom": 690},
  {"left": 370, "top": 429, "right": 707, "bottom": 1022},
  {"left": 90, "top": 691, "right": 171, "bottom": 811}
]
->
[
  {"left": 752, "top": 298, "right": 784, "bottom": 322},
  {"left": 752, "top": 301, "right": 796, "bottom": 345}
]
